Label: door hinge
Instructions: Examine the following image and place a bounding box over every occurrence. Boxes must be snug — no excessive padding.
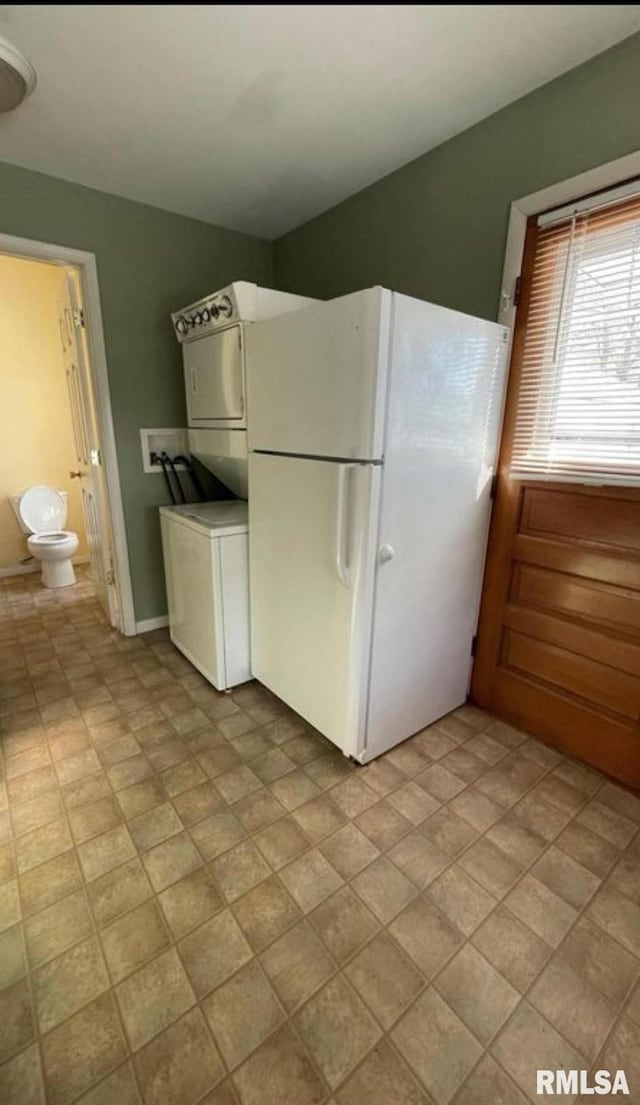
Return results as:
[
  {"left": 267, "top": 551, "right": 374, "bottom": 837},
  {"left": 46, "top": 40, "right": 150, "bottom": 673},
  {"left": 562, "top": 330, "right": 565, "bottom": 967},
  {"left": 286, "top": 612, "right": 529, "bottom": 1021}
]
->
[
  {"left": 106, "top": 557, "right": 116, "bottom": 587},
  {"left": 470, "top": 634, "right": 478, "bottom": 657},
  {"left": 490, "top": 474, "right": 498, "bottom": 500},
  {"left": 73, "top": 307, "right": 86, "bottom": 329},
  {"left": 513, "top": 275, "right": 522, "bottom": 308}
]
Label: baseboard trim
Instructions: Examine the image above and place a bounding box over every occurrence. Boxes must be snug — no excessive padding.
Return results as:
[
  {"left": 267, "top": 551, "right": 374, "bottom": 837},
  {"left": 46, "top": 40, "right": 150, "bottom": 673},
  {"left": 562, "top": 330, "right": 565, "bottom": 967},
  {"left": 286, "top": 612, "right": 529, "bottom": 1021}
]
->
[
  {"left": 0, "top": 554, "right": 92, "bottom": 579},
  {"left": 136, "top": 615, "right": 169, "bottom": 634},
  {"left": 0, "top": 563, "right": 38, "bottom": 577}
]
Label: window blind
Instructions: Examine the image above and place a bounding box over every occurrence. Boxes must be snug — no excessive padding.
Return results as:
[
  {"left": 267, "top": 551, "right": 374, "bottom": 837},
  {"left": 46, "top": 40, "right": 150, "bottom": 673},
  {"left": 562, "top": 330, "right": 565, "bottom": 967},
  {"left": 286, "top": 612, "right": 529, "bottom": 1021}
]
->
[{"left": 510, "top": 190, "right": 640, "bottom": 485}]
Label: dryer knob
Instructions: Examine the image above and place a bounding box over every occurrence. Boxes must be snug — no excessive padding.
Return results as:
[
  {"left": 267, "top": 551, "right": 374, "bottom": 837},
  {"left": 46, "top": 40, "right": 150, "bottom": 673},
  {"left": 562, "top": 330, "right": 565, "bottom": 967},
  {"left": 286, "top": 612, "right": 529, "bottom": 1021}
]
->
[
  {"left": 217, "top": 295, "right": 233, "bottom": 319},
  {"left": 175, "top": 316, "right": 189, "bottom": 335}
]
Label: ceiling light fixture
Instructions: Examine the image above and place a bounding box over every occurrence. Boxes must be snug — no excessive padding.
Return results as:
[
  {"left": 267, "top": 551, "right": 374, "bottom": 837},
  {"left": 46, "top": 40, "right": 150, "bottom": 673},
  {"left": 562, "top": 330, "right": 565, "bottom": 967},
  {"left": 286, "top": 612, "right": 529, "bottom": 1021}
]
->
[{"left": 0, "top": 35, "right": 36, "bottom": 113}]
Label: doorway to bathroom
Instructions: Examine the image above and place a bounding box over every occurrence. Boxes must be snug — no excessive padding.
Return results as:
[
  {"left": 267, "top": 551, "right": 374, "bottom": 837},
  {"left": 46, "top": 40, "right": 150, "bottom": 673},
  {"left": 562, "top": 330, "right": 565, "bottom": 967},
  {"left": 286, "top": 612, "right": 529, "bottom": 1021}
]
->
[{"left": 0, "top": 233, "right": 134, "bottom": 634}]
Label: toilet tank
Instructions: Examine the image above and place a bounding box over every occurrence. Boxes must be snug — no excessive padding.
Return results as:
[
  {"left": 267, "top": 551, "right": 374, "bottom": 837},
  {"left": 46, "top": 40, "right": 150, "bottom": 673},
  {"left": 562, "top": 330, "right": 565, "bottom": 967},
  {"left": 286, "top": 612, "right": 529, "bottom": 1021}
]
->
[{"left": 10, "top": 491, "right": 68, "bottom": 535}]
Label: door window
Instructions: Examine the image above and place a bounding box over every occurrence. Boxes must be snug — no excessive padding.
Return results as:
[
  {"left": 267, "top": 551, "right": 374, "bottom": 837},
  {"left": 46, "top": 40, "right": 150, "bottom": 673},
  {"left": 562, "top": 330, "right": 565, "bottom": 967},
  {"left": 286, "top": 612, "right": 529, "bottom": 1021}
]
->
[{"left": 511, "top": 191, "right": 640, "bottom": 485}]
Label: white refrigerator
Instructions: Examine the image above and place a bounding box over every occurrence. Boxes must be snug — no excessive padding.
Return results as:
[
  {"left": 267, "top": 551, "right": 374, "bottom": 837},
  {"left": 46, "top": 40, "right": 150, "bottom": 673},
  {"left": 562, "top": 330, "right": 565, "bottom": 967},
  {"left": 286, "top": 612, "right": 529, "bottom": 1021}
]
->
[{"left": 246, "top": 287, "right": 508, "bottom": 763}]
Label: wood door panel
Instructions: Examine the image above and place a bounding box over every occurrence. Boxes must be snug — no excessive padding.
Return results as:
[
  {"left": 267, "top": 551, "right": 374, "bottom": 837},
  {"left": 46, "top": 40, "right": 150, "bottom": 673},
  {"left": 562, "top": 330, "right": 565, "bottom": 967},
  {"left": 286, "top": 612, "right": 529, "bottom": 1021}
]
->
[
  {"left": 473, "top": 478, "right": 640, "bottom": 787},
  {"left": 503, "top": 629, "right": 640, "bottom": 719},
  {"left": 490, "top": 670, "right": 639, "bottom": 787},
  {"left": 512, "top": 564, "right": 640, "bottom": 635},
  {"left": 521, "top": 487, "right": 640, "bottom": 551},
  {"left": 515, "top": 535, "right": 640, "bottom": 591},
  {"left": 504, "top": 605, "right": 640, "bottom": 678}
]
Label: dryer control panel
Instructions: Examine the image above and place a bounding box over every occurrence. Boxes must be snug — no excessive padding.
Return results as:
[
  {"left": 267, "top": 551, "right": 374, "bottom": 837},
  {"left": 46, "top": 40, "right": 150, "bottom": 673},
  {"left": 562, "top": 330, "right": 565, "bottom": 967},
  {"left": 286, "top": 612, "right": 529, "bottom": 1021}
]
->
[
  {"left": 172, "top": 287, "right": 236, "bottom": 342},
  {"left": 172, "top": 281, "right": 316, "bottom": 344}
]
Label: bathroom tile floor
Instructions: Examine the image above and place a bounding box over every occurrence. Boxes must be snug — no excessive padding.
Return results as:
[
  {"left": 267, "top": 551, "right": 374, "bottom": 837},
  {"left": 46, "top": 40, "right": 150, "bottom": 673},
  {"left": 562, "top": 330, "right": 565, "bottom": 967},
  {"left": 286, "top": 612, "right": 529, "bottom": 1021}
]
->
[{"left": 1, "top": 567, "right": 639, "bottom": 1105}]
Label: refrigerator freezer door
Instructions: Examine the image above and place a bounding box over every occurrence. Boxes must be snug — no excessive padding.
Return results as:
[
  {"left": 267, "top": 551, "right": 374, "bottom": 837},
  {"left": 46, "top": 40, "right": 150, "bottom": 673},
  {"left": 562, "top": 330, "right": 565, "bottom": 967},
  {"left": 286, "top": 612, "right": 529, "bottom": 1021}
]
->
[
  {"left": 246, "top": 288, "right": 390, "bottom": 461},
  {"left": 249, "top": 452, "right": 380, "bottom": 755},
  {"left": 364, "top": 294, "right": 509, "bottom": 761}
]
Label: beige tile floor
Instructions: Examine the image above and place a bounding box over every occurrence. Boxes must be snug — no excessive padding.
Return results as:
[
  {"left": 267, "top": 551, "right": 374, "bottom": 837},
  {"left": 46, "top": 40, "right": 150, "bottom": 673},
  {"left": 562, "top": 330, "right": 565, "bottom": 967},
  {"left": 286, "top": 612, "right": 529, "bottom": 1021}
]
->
[{"left": 0, "top": 567, "right": 639, "bottom": 1105}]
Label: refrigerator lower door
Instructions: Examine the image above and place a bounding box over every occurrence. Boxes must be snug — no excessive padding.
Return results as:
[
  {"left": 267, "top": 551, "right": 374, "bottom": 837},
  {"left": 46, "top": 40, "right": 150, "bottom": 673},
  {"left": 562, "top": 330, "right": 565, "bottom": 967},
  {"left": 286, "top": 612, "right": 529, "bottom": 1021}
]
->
[{"left": 249, "top": 452, "right": 380, "bottom": 757}]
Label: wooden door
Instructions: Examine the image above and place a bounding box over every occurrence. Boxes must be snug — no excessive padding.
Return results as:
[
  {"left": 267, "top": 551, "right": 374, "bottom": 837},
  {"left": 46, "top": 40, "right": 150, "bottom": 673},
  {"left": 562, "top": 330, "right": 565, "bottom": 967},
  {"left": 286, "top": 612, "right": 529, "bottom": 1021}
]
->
[{"left": 471, "top": 224, "right": 640, "bottom": 789}]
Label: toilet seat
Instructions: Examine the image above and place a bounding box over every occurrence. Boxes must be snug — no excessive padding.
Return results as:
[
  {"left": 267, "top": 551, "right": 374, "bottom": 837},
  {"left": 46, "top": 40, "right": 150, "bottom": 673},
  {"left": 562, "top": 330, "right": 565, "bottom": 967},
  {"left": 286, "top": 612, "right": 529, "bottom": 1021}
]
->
[{"left": 29, "top": 531, "right": 75, "bottom": 546}]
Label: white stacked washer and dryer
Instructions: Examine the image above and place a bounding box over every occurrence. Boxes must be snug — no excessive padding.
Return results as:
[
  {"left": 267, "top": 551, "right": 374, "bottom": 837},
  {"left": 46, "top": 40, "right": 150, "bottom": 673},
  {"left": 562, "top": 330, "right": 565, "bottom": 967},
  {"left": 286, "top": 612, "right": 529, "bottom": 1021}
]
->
[{"left": 159, "top": 282, "right": 314, "bottom": 690}]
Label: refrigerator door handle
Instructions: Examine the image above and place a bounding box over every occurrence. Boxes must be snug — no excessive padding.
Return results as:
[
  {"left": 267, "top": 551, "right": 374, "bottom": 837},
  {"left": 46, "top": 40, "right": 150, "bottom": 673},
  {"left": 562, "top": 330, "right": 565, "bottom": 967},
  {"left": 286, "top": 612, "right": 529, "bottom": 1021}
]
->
[{"left": 335, "top": 464, "right": 357, "bottom": 588}]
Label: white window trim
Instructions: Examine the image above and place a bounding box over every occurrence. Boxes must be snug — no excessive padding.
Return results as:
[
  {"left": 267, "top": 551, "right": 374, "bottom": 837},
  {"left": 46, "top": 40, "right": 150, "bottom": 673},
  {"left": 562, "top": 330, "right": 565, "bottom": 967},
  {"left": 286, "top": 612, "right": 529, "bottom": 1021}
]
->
[
  {"left": 0, "top": 232, "right": 136, "bottom": 636},
  {"left": 499, "top": 149, "right": 640, "bottom": 336},
  {"left": 498, "top": 150, "right": 640, "bottom": 487},
  {"left": 512, "top": 220, "right": 640, "bottom": 482}
]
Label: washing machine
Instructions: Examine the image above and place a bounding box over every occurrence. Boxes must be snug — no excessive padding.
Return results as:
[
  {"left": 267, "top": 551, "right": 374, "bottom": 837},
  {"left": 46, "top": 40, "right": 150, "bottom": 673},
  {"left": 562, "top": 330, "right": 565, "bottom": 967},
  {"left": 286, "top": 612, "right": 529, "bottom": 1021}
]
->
[{"left": 159, "top": 500, "right": 250, "bottom": 691}]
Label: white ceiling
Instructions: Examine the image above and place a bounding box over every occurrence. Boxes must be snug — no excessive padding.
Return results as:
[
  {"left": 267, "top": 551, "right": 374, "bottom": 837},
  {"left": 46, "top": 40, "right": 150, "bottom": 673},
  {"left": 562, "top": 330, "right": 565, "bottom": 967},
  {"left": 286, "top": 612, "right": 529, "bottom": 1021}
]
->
[{"left": 1, "top": 5, "right": 639, "bottom": 239}]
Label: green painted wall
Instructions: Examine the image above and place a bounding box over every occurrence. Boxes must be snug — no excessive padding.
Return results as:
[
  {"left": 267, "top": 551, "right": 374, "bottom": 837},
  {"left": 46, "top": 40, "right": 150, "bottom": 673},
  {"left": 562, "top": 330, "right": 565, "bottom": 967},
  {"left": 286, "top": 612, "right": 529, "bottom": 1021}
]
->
[
  {"left": 5, "top": 32, "right": 639, "bottom": 622},
  {"left": 0, "top": 160, "right": 272, "bottom": 622},
  {"left": 275, "top": 32, "right": 640, "bottom": 321}
]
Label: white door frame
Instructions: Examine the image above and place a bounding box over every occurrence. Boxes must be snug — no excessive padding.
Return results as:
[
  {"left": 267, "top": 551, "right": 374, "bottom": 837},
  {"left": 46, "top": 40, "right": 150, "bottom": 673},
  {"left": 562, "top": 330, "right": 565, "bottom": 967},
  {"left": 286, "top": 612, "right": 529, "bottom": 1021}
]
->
[
  {"left": 0, "top": 231, "right": 136, "bottom": 636},
  {"left": 498, "top": 148, "right": 640, "bottom": 333}
]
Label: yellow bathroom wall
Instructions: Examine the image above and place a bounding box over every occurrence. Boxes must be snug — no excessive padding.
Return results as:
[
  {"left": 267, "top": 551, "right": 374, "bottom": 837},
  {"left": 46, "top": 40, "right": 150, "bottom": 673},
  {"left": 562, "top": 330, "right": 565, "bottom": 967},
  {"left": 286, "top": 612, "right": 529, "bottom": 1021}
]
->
[{"left": 0, "top": 254, "right": 87, "bottom": 570}]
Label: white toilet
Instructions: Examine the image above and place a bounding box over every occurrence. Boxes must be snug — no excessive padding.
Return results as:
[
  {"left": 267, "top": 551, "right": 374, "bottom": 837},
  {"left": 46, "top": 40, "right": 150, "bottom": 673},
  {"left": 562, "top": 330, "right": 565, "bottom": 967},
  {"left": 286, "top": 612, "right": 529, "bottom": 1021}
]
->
[{"left": 11, "top": 486, "right": 79, "bottom": 588}]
